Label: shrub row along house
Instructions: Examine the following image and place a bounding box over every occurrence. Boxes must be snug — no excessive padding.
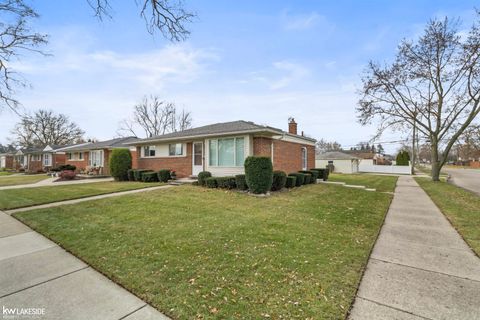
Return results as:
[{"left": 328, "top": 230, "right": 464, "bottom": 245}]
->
[
  {"left": 2, "top": 119, "right": 316, "bottom": 177},
  {"left": 125, "top": 119, "right": 315, "bottom": 178}
]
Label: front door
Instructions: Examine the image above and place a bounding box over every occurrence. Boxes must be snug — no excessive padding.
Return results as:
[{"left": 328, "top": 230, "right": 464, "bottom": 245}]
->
[{"left": 192, "top": 142, "right": 203, "bottom": 176}]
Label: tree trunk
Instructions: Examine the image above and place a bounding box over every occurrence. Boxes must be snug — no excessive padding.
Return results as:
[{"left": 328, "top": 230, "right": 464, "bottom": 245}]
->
[{"left": 430, "top": 144, "right": 441, "bottom": 181}]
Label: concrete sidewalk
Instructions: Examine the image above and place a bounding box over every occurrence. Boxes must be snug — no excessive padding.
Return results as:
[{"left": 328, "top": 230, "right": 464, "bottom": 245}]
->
[
  {"left": 349, "top": 176, "right": 480, "bottom": 320},
  {"left": 0, "top": 210, "right": 170, "bottom": 320},
  {"left": 0, "top": 177, "right": 114, "bottom": 190}
]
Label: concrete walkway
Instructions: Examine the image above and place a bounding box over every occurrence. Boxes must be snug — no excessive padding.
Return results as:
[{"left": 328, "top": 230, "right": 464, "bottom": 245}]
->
[
  {"left": 6, "top": 185, "right": 174, "bottom": 215},
  {"left": 0, "top": 210, "right": 170, "bottom": 319},
  {"left": 0, "top": 176, "right": 114, "bottom": 190},
  {"left": 349, "top": 176, "right": 480, "bottom": 320}
]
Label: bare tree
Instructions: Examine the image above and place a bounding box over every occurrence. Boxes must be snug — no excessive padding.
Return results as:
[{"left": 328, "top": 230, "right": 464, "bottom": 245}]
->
[
  {"left": 11, "top": 109, "right": 85, "bottom": 148},
  {"left": 315, "top": 139, "right": 342, "bottom": 154},
  {"left": 0, "top": 0, "right": 48, "bottom": 113},
  {"left": 88, "top": 0, "right": 195, "bottom": 41},
  {"left": 455, "top": 124, "right": 480, "bottom": 161},
  {"left": 357, "top": 13, "right": 480, "bottom": 181},
  {"left": 0, "top": 0, "right": 194, "bottom": 114},
  {"left": 118, "top": 95, "right": 192, "bottom": 138}
]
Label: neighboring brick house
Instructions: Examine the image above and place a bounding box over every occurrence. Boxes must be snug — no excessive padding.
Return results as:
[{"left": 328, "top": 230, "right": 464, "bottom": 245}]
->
[
  {"left": 0, "top": 153, "right": 14, "bottom": 170},
  {"left": 58, "top": 137, "right": 138, "bottom": 175},
  {"left": 18, "top": 145, "right": 68, "bottom": 172},
  {"left": 127, "top": 119, "right": 316, "bottom": 178}
]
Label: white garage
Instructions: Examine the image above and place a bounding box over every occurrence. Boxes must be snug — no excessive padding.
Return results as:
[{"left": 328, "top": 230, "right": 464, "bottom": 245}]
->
[{"left": 315, "top": 151, "right": 360, "bottom": 174}]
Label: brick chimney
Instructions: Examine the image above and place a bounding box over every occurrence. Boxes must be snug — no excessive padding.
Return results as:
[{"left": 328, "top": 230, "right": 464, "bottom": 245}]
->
[{"left": 288, "top": 118, "right": 298, "bottom": 135}]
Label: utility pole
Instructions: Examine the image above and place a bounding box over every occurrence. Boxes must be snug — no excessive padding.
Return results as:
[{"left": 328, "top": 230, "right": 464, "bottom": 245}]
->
[{"left": 411, "top": 110, "right": 416, "bottom": 175}]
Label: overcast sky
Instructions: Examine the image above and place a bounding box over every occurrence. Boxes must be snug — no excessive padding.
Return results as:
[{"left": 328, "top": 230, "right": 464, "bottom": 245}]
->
[{"left": 0, "top": 0, "right": 477, "bottom": 153}]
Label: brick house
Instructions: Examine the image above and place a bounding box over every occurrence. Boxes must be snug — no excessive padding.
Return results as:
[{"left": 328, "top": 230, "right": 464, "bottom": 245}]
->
[
  {"left": 58, "top": 137, "right": 138, "bottom": 175},
  {"left": 17, "top": 145, "right": 68, "bottom": 172},
  {"left": 127, "top": 119, "right": 316, "bottom": 178},
  {"left": 0, "top": 153, "right": 14, "bottom": 170}
]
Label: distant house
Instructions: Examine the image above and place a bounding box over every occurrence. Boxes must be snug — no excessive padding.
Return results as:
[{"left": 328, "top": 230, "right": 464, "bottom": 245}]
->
[
  {"left": 0, "top": 153, "right": 14, "bottom": 169},
  {"left": 18, "top": 145, "right": 69, "bottom": 173},
  {"left": 58, "top": 137, "right": 138, "bottom": 175},
  {"left": 126, "top": 119, "right": 316, "bottom": 178},
  {"left": 315, "top": 151, "right": 360, "bottom": 174}
]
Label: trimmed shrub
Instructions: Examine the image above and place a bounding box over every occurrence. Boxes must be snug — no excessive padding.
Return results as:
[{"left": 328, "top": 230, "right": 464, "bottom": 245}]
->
[
  {"left": 244, "top": 156, "right": 273, "bottom": 194},
  {"left": 235, "top": 174, "right": 248, "bottom": 190},
  {"left": 303, "top": 173, "right": 312, "bottom": 184},
  {"left": 134, "top": 169, "right": 152, "bottom": 181},
  {"left": 205, "top": 177, "right": 218, "bottom": 188},
  {"left": 127, "top": 169, "right": 136, "bottom": 181},
  {"left": 157, "top": 169, "right": 171, "bottom": 182},
  {"left": 324, "top": 167, "right": 330, "bottom": 180},
  {"left": 216, "top": 176, "right": 236, "bottom": 189},
  {"left": 198, "top": 171, "right": 212, "bottom": 186},
  {"left": 300, "top": 170, "right": 318, "bottom": 183},
  {"left": 285, "top": 176, "right": 296, "bottom": 188},
  {"left": 289, "top": 173, "right": 305, "bottom": 186},
  {"left": 58, "top": 164, "right": 77, "bottom": 171},
  {"left": 109, "top": 148, "right": 132, "bottom": 181},
  {"left": 313, "top": 168, "right": 327, "bottom": 181},
  {"left": 271, "top": 170, "right": 287, "bottom": 191},
  {"left": 141, "top": 171, "right": 158, "bottom": 182},
  {"left": 59, "top": 170, "right": 76, "bottom": 180}
]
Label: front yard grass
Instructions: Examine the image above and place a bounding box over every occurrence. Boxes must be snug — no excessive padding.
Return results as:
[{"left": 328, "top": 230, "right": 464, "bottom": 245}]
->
[
  {"left": 0, "top": 174, "right": 50, "bottom": 186},
  {"left": 415, "top": 177, "right": 480, "bottom": 256},
  {"left": 0, "top": 171, "right": 14, "bottom": 176},
  {"left": 14, "top": 184, "right": 393, "bottom": 319},
  {"left": 328, "top": 173, "right": 398, "bottom": 192},
  {"left": 0, "top": 181, "right": 164, "bottom": 210}
]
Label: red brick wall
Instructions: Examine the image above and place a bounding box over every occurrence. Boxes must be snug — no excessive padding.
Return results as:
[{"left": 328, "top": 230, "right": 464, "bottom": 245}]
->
[
  {"left": 52, "top": 154, "right": 66, "bottom": 168},
  {"left": 67, "top": 153, "right": 89, "bottom": 172},
  {"left": 3, "top": 155, "right": 14, "bottom": 169},
  {"left": 131, "top": 150, "right": 138, "bottom": 169},
  {"left": 136, "top": 143, "right": 192, "bottom": 178},
  {"left": 253, "top": 137, "right": 315, "bottom": 174},
  {"left": 28, "top": 155, "right": 43, "bottom": 172}
]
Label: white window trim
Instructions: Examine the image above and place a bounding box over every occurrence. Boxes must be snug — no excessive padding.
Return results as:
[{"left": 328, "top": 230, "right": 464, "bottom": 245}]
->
[
  {"left": 168, "top": 143, "right": 184, "bottom": 156},
  {"left": 43, "top": 154, "right": 52, "bottom": 166},
  {"left": 89, "top": 150, "right": 104, "bottom": 167},
  {"left": 143, "top": 145, "right": 156, "bottom": 158},
  {"left": 301, "top": 147, "right": 307, "bottom": 170},
  {"left": 208, "top": 137, "right": 245, "bottom": 168}
]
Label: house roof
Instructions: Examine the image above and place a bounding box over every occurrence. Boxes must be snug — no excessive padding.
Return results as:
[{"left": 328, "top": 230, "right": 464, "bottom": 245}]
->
[
  {"left": 316, "top": 151, "right": 360, "bottom": 160},
  {"left": 128, "top": 120, "right": 316, "bottom": 144},
  {"left": 59, "top": 137, "right": 138, "bottom": 152}
]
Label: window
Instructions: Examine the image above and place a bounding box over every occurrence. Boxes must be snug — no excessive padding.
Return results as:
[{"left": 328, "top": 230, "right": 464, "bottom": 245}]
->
[
  {"left": 209, "top": 137, "right": 244, "bottom": 167},
  {"left": 67, "top": 153, "right": 72, "bottom": 160},
  {"left": 78, "top": 152, "right": 84, "bottom": 160},
  {"left": 168, "top": 143, "right": 183, "bottom": 156},
  {"left": 143, "top": 146, "right": 155, "bottom": 157},
  {"left": 89, "top": 150, "right": 104, "bottom": 167},
  {"left": 43, "top": 154, "right": 52, "bottom": 166},
  {"left": 301, "top": 147, "right": 307, "bottom": 170},
  {"left": 32, "top": 154, "right": 40, "bottom": 161}
]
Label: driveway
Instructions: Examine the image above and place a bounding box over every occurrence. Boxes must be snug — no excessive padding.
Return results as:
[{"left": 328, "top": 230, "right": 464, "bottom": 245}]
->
[{"left": 443, "top": 168, "right": 480, "bottom": 196}]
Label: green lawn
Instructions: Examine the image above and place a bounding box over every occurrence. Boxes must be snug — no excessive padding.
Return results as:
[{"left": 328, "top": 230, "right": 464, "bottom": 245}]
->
[
  {"left": 415, "top": 177, "right": 480, "bottom": 255},
  {"left": 0, "top": 171, "right": 14, "bottom": 176},
  {"left": 0, "top": 181, "right": 164, "bottom": 210},
  {"left": 328, "top": 173, "right": 398, "bottom": 192},
  {"left": 0, "top": 174, "right": 50, "bottom": 187},
  {"left": 15, "top": 184, "right": 393, "bottom": 319}
]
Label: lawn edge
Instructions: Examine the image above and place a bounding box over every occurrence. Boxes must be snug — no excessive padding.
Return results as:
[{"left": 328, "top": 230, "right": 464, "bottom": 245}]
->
[
  {"left": 10, "top": 212, "right": 170, "bottom": 318},
  {"left": 414, "top": 177, "right": 480, "bottom": 260},
  {"left": 1, "top": 183, "right": 165, "bottom": 210},
  {"left": 345, "top": 179, "right": 397, "bottom": 319}
]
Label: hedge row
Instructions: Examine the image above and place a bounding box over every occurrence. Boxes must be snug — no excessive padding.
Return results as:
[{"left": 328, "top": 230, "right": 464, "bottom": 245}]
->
[
  {"left": 196, "top": 166, "right": 330, "bottom": 192},
  {"left": 127, "top": 169, "right": 172, "bottom": 183}
]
